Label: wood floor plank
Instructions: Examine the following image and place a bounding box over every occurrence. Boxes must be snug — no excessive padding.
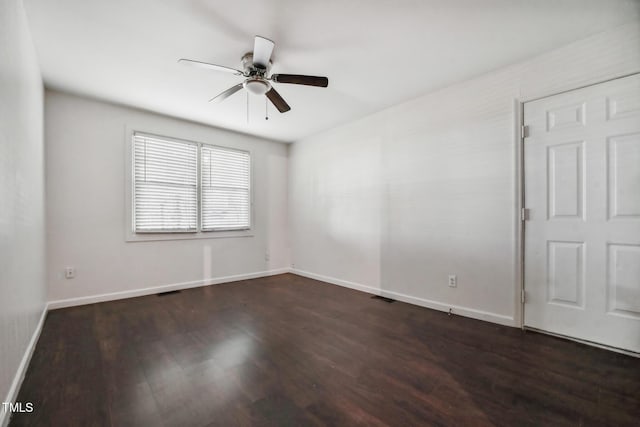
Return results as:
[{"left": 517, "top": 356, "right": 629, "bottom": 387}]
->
[{"left": 9, "top": 273, "right": 640, "bottom": 426}]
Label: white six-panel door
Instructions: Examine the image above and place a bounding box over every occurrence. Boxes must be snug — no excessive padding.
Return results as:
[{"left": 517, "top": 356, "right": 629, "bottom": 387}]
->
[{"left": 524, "top": 73, "right": 640, "bottom": 353}]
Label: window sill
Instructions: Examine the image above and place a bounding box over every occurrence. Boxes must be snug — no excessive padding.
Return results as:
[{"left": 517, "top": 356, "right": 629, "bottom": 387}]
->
[{"left": 125, "top": 229, "right": 254, "bottom": 243}]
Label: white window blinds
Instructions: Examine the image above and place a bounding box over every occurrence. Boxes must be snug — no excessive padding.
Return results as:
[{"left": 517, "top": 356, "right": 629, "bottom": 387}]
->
[
  {"left": 133, "top": 133, "right": 198, "bottom": 232},
  {"left": 201, "top": 145, "right": 250, "bottom": 230}
]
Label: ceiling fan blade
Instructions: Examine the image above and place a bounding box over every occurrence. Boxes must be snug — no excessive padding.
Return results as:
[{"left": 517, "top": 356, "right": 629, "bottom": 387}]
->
[
  {"left": 253, "top": 36, "right": 275, "bottom": 69},
  {"left": 178, "top": 59, "right": 244, "bottom": 76},
  {"left": 265, "top": 87, "right": 291, "bottom": 113},
  {"left": 209, "top": 83, "right": 244, "bottom": 103},
  {"left": 271, "top": 74, "right": 328, "bottom": 87}
]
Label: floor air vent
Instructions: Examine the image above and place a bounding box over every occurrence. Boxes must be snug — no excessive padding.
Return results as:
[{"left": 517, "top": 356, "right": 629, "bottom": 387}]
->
[
  {"left": 157, "top": 290, "right": 181, "bottom": 296},
  {"left": 371, "top": 295, "right": 395, "bottom": 303}
]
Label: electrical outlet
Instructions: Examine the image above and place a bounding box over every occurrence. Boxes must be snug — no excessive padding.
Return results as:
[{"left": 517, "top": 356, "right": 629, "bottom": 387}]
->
[
  {"left": 265, "top": 251, "right": 270, "bottom": 261},
  {"left": 65, "top": 267, "right": 76, "bottom": 279},
  {"left": 448, "top": 275, "right": 457, "bottom": 287}
]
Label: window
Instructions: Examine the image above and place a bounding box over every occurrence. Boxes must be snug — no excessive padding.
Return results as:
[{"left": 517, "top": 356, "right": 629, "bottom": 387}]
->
[
  {"left": 133, "top": 133, "right": 198, "bottom": 232},
  {"left": 132, "top": 132, "right": 250, "bottom": 233},
  {"left": 200, "top": 144, "right": 250, "bottom": 231}
]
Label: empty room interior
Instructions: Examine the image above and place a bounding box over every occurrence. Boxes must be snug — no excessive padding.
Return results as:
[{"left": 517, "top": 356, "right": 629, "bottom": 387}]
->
[{"left": 2, "top": 0, "right": 640, "bottom": 425}]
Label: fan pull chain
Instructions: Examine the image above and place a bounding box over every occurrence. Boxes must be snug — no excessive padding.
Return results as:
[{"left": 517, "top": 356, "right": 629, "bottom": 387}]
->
[
  {"left": 246, "top": 92, "right": 249, "bottom": 124},
  {"left": 265, "top": 97, "right": 269, "bottom": 121}
]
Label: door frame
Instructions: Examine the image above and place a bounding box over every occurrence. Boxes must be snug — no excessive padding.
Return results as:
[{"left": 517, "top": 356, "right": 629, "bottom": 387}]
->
[
  {"left": 514, "top": 72, "right": 640, "bottom": 355},
  {"left": 513, "top": 99, "right": 525, "bottom": 329}
]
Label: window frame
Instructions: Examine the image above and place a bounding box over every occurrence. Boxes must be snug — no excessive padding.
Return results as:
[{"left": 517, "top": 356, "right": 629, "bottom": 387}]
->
[{"left": 125, "top": 126, "right": 254, "bottom": 242}]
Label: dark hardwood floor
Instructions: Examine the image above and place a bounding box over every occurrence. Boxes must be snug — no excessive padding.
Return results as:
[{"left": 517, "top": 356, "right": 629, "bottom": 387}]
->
[{"left": 10, "top": 273, "right": 640, "bottom": 426}]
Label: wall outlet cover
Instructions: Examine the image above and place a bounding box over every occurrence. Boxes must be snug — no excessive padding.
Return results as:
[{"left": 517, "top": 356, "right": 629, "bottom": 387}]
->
[{"left": 448, "top": 275, "right": 457, "bottom": 287}]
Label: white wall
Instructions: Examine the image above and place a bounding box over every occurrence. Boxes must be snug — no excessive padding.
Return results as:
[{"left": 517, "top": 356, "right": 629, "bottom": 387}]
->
[
  {"left": 0, "top": 0, "right": 46, "bottom": 419},
  {"left": 46, "top": 91, "right": 289, "bottom": 303},
  {"left": 289, "top": 22, "right": 640, "bottom": 326}
]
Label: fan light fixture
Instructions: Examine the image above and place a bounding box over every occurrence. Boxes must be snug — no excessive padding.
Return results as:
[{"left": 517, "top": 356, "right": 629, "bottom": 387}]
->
[{"left": 244, "top": 78, "right": 270, "bottom": 95}]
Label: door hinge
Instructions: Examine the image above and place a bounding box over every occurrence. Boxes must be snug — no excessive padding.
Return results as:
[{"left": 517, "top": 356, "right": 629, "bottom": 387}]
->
[
  {"left": 521, "top": 208, "right": 530, "bottom": 221},
  {"left": 521, "top": 125, "right": 529, "bottom": 139},
  {"left": 521, "top": 289, "right": 526, "bottom": 304}
]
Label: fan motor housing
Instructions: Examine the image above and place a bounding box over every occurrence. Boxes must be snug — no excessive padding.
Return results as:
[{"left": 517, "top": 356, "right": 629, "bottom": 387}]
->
[{"left": 242, "top": 52, "right": 271, "bottom": 75}]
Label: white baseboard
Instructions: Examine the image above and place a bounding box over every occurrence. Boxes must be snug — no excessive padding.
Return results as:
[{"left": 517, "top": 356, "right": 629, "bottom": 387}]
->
[
  {"left": 291, "top": 269, "right": 516, "bottom": 327},
  {"left": 1, "top": 303, "right": 48, "bottom": 427},
  {"left": 378, "top": 288, "right": 516, "bottom": 327},
  {"left": 48, "top": 268, "right": 291, "bottom": 310},
  {"left": 291, "top": 269, "right": 380, "bottom": 295}
]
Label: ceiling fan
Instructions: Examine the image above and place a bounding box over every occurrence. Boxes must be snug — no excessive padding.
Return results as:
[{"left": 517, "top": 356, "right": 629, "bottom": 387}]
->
[{"left": 179, "top": 36, "right": 328, "bottom": 113}]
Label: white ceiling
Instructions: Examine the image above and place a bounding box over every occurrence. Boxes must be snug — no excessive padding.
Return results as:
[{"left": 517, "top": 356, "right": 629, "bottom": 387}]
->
[{"left": 24, "top": 0, "right": 640, "bottom": 142}]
